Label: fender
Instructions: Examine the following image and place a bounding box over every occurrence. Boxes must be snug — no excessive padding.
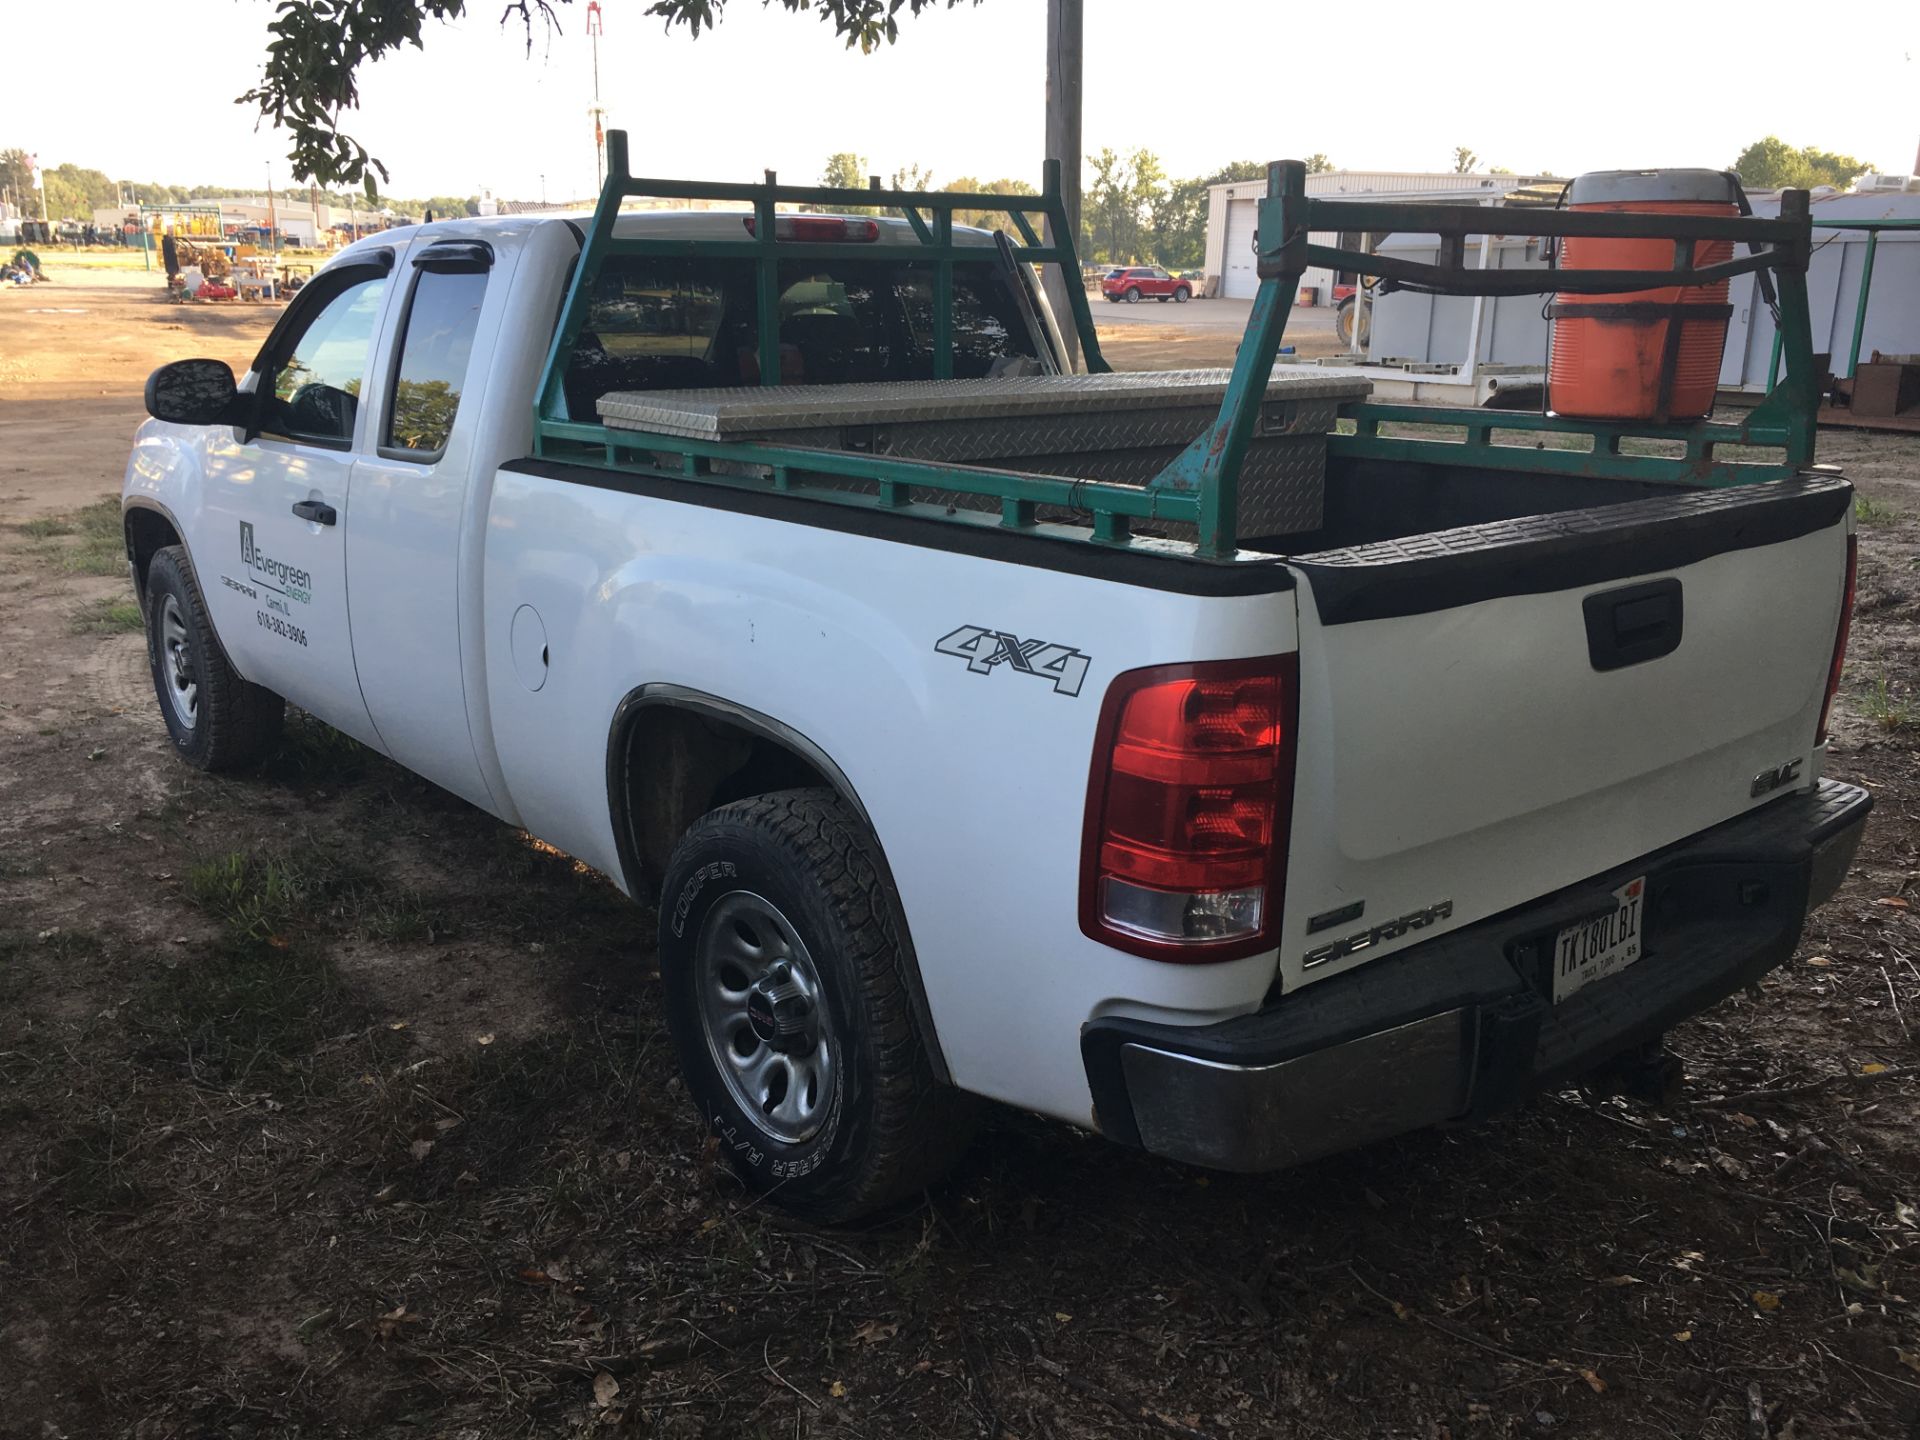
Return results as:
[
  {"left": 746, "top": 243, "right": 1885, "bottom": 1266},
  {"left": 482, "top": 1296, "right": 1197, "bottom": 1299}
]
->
[
  {"left": 604, "top": 682, "right": 950, "bottom": 1084},
  {"left": 121, "top": 494, "right": 190, "bottom": 616}
]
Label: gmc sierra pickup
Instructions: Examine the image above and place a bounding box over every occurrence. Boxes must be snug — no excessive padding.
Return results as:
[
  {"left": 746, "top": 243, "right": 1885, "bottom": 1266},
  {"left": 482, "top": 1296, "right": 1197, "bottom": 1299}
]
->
[{"left": 120, "top": 153, "right": 1868, "bottom": 1220}]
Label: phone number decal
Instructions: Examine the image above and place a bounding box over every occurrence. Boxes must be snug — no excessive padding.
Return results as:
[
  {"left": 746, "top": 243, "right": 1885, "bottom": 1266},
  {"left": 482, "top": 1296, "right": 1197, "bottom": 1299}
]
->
[{"left": 256, "top": 610, "right": 308, "bottom": 648}]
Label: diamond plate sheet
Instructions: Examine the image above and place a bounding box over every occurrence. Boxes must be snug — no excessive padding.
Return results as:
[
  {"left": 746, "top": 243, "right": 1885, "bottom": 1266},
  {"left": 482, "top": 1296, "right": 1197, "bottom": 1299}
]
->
[{"left": 597, "top": 368, "right": 1371, "bottom": 437}]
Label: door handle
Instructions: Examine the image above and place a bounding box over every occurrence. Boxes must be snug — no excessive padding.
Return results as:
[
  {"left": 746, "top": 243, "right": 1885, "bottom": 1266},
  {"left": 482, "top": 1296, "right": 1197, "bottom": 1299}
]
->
[
  {"left": 1583, "top": 578, "right": 1683, "bottom": 671},
  {"left": 292, "top": 499, "right": 337, "bottom": 526}
]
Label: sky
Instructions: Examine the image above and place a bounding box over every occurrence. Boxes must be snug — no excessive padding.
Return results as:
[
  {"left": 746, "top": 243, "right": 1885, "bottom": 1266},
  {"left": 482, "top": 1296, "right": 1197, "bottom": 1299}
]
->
[{"left": 3, "top": 0, "right": 1916, "bottom": 203}]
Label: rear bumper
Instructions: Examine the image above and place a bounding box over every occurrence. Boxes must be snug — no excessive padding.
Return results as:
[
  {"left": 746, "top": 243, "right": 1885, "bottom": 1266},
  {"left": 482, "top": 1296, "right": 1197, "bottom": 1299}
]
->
[{"left": 1082, "top": 779, "right": 1871, "bottom": 1172}]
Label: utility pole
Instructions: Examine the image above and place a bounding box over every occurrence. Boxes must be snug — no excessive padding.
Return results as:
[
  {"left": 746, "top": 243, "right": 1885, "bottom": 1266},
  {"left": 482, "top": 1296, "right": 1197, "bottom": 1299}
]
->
[
  {"left": 587, "top": 0, "right": 607, "bottom": 191},
  {"left": 1043, "top": 0, "right": 1083, "bottom": 370}
]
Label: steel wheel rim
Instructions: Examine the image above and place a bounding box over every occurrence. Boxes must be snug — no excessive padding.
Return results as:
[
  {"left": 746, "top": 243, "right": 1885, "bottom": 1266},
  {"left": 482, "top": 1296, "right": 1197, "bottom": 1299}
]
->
[
  {"left": 695, "top": 890, "right": 835, "bottom": 1145},
  {"left": 158, "top": 594, "right": 199, "bottom": 729}
]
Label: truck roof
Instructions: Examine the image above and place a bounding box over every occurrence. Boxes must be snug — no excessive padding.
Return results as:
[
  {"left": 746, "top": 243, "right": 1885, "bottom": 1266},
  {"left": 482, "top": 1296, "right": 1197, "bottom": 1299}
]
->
[{"left": 332, "top": 209, "right": 1002, "bottom": 266}]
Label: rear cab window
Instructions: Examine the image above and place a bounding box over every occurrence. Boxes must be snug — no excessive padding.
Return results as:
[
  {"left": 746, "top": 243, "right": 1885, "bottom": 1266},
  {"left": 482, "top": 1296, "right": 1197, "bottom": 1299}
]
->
[{"left": 562, "top": 248, "right": 1035, "bottom": 419}]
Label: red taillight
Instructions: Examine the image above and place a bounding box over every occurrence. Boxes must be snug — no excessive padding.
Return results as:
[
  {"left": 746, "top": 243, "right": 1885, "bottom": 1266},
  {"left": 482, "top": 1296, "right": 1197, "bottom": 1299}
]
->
[
  {"left": 1815, "top": 533, "right": 1857, "bottom": 746},
  {"left": 1080, "top": 655, "right": 1298, "bottom": 962},
  {"left": 742, "top": 215, "right": 880, "bottom": 242}
]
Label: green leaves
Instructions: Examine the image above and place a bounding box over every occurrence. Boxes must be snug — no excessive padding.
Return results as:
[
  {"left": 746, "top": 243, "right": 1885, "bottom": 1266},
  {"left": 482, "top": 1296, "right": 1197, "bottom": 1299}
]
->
[
  {"left": 242, "top": 0, "right": 983, "bottom": 189},
  {"left": 1731, "top": 136, "right": 1875, "bottom": 190}
]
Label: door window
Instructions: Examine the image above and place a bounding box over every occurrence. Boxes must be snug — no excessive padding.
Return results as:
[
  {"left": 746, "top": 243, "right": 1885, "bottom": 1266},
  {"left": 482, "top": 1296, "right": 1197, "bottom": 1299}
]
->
[
  {"left": 384, "top": 269, "right": 488, "bottom": 456},
  {"left": 261, "top": 274, "right": 388, "bottom": 446}
]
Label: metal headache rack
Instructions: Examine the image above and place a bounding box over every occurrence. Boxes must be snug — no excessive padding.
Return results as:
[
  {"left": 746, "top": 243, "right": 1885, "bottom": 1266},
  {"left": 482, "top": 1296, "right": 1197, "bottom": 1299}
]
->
[{"left": 534, "top": 134, "right": 1823, "bottom": 561}]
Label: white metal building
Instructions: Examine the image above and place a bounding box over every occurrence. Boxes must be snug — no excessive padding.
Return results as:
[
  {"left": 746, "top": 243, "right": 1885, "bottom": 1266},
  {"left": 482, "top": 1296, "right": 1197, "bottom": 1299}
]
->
[{"left": 1203, "top": 170, "right": 1553, "bottom": 301}]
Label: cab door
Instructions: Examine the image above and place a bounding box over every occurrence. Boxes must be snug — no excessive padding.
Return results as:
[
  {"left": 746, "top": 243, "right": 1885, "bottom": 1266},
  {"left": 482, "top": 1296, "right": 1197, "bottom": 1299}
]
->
[
  {"left": 344, "top": 240, "right": 500, "bottom": 809},
  {"left": 194, "top": 252, "right": 395, "bottom": 747}
]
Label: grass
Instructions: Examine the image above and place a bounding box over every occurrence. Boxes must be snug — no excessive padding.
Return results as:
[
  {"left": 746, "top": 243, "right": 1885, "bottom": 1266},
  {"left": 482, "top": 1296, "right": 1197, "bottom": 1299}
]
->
[
  {"left": 186, "top": 845, "right": 449, "bottom": 949},
  {"left": 1855, "top": 495, "right": 1900, "bottom": 527},
  {"left": 266, "top": 710, "right": 374, "bottom": 781},
  {"left": 70, "top": 596, "right": 144, "bottom": 636},
  {"left": 153, "top": 931, "right": 358, "bottom": 1078},
  {"left": 1860, "top": 674, "right": 1915, "bottom": 731},
  {"left": 0, "top": 928, "right": 103, "bottom": 1007},
  {"left": 186, "top": 851, "right": 320, "bottom": 942},
  {"left": 29, "top": 499, "right": 128, "bottom": 577}
]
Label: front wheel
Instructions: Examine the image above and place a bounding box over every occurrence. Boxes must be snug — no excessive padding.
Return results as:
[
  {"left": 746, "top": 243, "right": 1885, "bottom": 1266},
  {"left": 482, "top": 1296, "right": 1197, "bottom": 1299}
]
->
[
  {"left": 1173, "top": 286, "right": 1191, "bottom": 303},
  {"left": 659, "top": 789, "right": 973, "bottom": 1221},
  {"left": 143, "top": 545, "right": 284, "bottom": 771}
]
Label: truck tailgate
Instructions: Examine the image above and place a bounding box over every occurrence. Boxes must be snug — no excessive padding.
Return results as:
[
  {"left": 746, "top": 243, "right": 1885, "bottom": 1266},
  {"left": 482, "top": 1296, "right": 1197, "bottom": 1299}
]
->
[{"left": 1277, "top": 473, "right": 1853, "bottom": 991}]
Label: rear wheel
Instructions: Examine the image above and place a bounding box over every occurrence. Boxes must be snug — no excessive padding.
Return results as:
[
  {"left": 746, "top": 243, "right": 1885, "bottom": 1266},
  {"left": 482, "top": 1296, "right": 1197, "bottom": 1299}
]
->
[
  {"left": 659, "top": 788, "right": 972, "bottom": 1221},
  {"left": 1124, "top": 287, "right": 1141, "bottom": 304},
  {"left": 143, "top": 545, "right": 284, "bottom": 771}
]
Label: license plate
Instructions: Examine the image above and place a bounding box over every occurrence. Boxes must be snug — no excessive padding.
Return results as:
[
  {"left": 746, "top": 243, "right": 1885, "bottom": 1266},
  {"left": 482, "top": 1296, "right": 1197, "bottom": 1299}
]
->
[{"left": 1552, "top": 877, "right": 1645, "bottom": 1003}]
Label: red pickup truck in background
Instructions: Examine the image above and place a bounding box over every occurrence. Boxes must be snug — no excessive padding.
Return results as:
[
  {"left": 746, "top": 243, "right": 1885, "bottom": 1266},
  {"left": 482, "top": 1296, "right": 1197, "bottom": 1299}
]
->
[{"left": 1101, "top": 265, "right": 1192, "bottom": 303}]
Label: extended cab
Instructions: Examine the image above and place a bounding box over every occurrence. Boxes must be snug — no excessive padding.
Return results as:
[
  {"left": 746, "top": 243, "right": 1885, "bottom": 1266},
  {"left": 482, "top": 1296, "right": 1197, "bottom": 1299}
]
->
[{"left": 121, "top": 148, "right": 1867, "bottom": 1219}]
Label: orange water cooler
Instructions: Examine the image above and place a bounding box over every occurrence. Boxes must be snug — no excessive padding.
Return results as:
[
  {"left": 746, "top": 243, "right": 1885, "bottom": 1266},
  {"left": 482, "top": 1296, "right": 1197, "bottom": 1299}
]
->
[{"left": 1548, "top": 170, "right": 1741, "bottom": 423}]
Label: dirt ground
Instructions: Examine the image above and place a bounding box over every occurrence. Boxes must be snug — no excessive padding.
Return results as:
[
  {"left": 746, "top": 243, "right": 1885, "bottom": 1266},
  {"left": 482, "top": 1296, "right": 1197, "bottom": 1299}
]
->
[{"left": 1, "top": 264, "right": 1918, "bottom": 1440}]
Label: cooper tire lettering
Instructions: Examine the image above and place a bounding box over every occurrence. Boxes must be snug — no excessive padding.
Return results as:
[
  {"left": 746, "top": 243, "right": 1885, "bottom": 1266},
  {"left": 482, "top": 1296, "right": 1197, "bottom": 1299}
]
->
[{"left": 670, "top": 859, "right": 736, "bottom": 939}]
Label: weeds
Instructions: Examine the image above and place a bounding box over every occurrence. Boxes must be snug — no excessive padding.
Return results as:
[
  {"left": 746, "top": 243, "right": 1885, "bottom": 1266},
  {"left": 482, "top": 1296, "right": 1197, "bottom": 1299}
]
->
[
  {"left": 70, "top": 596, "right": 144, "bottom": 635},
  {"left": 19, "top": 516, "right": 74, "bottom": 539},
  {"left": 187, "top": 844, "right": 452, "bottom": 951},
  {"left": 266, "top": 710, "right": 372, "bottom": 781},
  {"left": 1855, "top": 495, "right": 1900, "bottom": 527},
  {"left": 29, "top": 499, "right": 128, "bottom": 577},
  {"left": 0, "top": 929, "right": 103, "bottom": 1010},
  {"left": 152, "top": 931, "right": 356, "bottom": 1074},
  {"left": 1860, "top": 674, "right": 1915, "bottom": 731}
]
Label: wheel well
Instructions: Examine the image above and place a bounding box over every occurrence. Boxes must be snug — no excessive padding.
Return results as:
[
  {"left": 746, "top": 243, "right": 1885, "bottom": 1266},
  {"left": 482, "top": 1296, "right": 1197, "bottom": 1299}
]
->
[
  {"left": 607, "top": 689, "right": 951, "bottom": 1086},
  {"left": 124, "top": 506, "right": 182, "bottom": 599},
  {"left": 610, "top": 700, "right": 836, "bottom": 896}
]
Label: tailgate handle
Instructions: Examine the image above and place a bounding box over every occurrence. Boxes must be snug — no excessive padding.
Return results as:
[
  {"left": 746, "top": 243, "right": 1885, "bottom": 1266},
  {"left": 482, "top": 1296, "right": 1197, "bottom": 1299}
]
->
[{"left": 1583, "top": 578, "right": 1683, "bottom": 671}]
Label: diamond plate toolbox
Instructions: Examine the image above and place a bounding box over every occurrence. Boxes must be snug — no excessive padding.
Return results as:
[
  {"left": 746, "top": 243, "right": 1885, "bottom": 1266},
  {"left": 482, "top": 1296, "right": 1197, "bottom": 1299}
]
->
[{"left": 597, "top": 369, "right": 1372, "bottom": 539}]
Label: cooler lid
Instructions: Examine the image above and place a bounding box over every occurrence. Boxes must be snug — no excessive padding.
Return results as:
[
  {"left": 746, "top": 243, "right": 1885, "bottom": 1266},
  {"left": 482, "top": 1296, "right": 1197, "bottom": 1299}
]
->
[{"left": 1567, "top": 169, "right": 1741, "bottom": 206}]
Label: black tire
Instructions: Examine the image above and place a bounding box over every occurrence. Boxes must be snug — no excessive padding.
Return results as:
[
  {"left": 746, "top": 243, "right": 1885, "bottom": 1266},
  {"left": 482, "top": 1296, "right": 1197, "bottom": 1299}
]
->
[
  {"left": 1335, "top": 295, "right": 1372, "bottom": 349},
  {"left": 1173, "top": 286, "right": 1191, "bottom": 303},
  {"left": 1156, "top": 295, "right": 1169, "bottom": 303},
  {"left": 1124, "top": 287, "right": 1141, "bottom": 304},
  {"left": 659, "top": 788, "right": 972, "bottom": 1221},
  {"left": 144, "top": 544, "right": 284, "bottom": 771}
]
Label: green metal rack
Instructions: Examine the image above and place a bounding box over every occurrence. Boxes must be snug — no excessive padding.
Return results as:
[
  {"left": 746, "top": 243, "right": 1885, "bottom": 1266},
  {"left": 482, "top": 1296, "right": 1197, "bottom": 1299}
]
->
[{"left": 534, "top": 136, "right": 1823, "bottom": 562}]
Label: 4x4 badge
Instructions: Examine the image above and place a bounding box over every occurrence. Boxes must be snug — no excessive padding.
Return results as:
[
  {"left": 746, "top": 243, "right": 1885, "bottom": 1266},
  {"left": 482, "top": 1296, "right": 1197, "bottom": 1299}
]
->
[{"left": 936, "top": 625, "right": 1091, "bottom": 697}]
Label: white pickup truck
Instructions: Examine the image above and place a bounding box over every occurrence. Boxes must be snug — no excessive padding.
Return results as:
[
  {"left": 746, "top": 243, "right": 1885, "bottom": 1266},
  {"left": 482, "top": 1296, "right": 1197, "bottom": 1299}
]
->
[{"left": 121, "top": 152, "right": 1868, "bottom": 1219}]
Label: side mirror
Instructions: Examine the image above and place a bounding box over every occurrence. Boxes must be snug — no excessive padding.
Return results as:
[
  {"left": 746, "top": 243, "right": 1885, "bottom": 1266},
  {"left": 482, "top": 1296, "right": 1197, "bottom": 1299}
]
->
[{"left": 144, "top": 358, "right": 247, "bottom": 427}]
